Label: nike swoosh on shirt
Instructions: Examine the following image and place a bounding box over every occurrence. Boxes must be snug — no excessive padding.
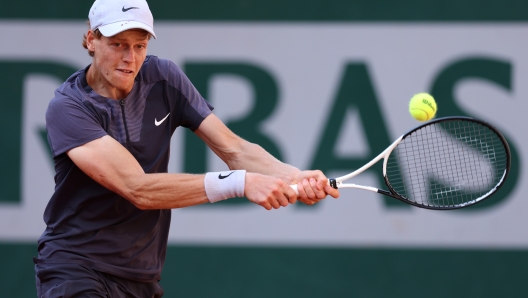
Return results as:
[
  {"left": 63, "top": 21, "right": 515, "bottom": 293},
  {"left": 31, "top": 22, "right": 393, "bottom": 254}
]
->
[
  {"left": 122, "top": 6, "right": 139, "bottom": 12},
  {"left": 154, "top": 113, "right": 170, "bottom": 126}
]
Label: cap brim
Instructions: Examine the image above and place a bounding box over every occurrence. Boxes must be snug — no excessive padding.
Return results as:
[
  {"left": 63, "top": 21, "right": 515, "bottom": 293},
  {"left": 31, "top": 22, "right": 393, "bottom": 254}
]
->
[{"left": 98, "top": 21, "right": 157, "bottom": 39}]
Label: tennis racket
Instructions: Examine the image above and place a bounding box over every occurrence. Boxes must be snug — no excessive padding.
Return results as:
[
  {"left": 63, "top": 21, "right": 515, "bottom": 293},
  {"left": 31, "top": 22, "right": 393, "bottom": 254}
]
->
[{"left": 292, "top": 116, "right": 511, "bottom": 210}]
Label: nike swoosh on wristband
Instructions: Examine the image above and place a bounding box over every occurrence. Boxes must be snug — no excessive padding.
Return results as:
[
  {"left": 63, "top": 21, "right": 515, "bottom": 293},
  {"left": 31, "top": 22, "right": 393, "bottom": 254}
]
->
[
  {"left": 154, "top": 113, "right": 170, "bottom": 126},
  {"left": 218, "top": 172, "right": 235, "bottom": 179},
  {"left": 122, "top": 6, "right": 139, "bottom": 12}
]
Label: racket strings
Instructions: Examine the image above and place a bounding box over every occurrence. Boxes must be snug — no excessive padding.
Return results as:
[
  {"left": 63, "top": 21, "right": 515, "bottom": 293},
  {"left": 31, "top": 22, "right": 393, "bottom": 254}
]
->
[{"left": 385, "top": 119, "right": 508, "bottom": 208}]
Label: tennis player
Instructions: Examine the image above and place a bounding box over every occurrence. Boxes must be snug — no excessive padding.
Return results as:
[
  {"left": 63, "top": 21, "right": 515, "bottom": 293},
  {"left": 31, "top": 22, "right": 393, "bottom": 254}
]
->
[{"left": 33, "top": 0, "right": 339, "bottom": 296}]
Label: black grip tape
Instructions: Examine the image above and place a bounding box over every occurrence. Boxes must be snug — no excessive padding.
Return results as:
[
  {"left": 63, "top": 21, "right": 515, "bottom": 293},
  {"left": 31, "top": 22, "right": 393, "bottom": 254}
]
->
[{"left": 329, "top": 178, "right": 338, "bottom": 189}]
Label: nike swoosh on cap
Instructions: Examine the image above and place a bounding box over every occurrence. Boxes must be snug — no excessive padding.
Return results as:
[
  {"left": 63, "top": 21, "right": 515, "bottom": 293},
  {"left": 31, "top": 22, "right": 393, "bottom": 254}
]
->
[
  {"left": 122, "top": 6, "right": 139, "bottom": 12},
  {"left": 154, "top": 113, "right": 170, "bottom": 126}
]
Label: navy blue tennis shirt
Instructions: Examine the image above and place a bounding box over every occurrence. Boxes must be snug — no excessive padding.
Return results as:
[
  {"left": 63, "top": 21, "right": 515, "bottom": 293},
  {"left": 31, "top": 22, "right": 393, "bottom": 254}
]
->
[{"left": 37, "top": 55, "right": 213, "bottom": 281}]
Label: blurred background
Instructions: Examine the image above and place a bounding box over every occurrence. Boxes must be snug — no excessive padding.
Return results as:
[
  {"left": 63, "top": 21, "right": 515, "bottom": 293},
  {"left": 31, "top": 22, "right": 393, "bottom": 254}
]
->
[{"left": 1, "top": 0, "right": 527, "bottom": 297}]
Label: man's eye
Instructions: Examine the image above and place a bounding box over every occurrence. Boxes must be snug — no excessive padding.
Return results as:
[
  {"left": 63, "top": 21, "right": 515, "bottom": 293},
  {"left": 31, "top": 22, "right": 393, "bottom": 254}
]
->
[{"left": 114, "top": 43, "right": 121, "bottom": 47}]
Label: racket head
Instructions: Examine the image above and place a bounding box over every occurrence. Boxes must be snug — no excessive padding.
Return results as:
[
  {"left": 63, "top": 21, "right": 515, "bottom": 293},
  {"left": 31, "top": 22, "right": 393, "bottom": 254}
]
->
[{"left": 383, "top": 117, "right": 511, "bottom": 210}]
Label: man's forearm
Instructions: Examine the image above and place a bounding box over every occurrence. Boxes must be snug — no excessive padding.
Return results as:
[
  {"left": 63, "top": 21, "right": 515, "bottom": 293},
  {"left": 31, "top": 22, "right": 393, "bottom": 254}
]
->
[{"left": 226, "top": 141, "right": 301, "bottom": 183}]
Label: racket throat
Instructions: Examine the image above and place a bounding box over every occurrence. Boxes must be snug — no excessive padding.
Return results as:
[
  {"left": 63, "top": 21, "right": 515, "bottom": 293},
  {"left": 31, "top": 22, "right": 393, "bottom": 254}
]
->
[{"left": 376, "top": 189, "right": 393, "bottom": 197}]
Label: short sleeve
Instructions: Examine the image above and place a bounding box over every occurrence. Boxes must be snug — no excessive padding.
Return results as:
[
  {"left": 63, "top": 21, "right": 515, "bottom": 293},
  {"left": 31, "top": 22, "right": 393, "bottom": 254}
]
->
[
  {"left": 46, "top": 93, "right": 107, "bottom": 157},
  {"left": 163, "top": 59, "right": 214, "bottom": 131}
]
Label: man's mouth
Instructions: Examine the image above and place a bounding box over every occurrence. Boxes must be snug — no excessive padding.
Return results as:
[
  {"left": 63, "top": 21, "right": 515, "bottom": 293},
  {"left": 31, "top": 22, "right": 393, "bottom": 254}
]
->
[{"left": 117, "top": 69, "right": 133, "bottom": 74}]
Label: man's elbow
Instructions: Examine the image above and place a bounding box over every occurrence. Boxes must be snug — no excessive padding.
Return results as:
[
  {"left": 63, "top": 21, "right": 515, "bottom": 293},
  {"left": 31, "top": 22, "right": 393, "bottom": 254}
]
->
[
  {"left": 130, "top": 196, "right": 152, "bottom": 210},
  {"left": 120, "top": 183, "right": 152, "bottom": 210}
]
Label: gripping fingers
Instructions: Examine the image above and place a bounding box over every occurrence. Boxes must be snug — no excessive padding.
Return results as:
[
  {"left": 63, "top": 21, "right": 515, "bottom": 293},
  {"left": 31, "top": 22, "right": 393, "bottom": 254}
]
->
[
  {"left": 324, "top": 184, "right": 340, "bottom": 199},
  {"left": 290, "top": 178, "right": 332, "bottom": 205},
  {"left": 303, "top": 178, "right": 317, "bottom": 199},
  {"left": 245, "top": 173, "right": 297, "bottom": 210},
  {"left": 270, "top": 199, "right": 281, "bottom": 209},
  {"left": 264, "top": 189, "right": 289, "bottom": 209},
  {"left": 312, "top": 178, "right": 328, "bottom": 199},
  {"left": 278, "top": 199, "right": 288, "bottom": 207},
  {"left": 301, "top": 178, "right": 326, "bottom": 203},
  {"left": 271, "top": 193, "right": 289, "bottom": 208},
  {"left": 261, "top": 202, "right": 272, "bottom": 210}
]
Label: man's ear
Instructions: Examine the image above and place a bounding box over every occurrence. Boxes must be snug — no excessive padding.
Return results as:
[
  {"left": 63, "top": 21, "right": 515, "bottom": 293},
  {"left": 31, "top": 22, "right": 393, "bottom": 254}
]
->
[{"left": 86, "top": 30, "right": 96, "bottom": 52}]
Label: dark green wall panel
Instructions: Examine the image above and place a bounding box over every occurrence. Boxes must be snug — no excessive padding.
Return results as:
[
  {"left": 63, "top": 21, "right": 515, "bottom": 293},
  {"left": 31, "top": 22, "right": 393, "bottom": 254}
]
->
[
  {"left": 2, "top": 0, "right": 528, "bottom": 21},
  {"left": 0, "top": 243, "right": 37, "bottom": 297},
  {"left": 3, "top": 243, "right": 527, "bottom": 297}
]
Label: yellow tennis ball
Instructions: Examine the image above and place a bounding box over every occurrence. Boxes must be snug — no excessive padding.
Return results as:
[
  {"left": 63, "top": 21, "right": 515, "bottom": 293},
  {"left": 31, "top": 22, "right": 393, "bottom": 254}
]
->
[{"left": 409, "top": 93, "right": 437, "bottom": 121}]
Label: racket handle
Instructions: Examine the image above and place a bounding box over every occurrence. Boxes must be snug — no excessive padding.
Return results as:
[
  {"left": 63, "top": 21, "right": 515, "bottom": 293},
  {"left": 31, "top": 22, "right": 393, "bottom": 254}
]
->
[{"left": 289, "top": 178, "right": 337, "bottom": 196}]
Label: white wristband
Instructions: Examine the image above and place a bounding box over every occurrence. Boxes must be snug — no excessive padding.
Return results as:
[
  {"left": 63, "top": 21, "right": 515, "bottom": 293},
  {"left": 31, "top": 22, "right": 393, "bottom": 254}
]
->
[{"left": 204, "top": 170, "right": 246, "bottom": 203}]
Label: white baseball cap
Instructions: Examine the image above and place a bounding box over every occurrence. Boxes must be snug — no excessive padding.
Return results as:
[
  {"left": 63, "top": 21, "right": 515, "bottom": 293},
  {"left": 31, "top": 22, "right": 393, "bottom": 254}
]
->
[{"left": 89, "top": 0, "right": 157, "bottom": 39}]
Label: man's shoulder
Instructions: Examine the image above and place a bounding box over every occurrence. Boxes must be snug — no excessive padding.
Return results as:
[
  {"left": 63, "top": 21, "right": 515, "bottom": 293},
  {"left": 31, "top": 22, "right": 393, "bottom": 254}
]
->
[
  {"left": 142, "top": 55, "right": 178, "bottom": 70},
  {"left": 48, "top": 88, "right": 83, "bottom": 115},
  {"left": 54, "top": 68, "right": 86, "bottom": 101},
  {"left": 139, "top": 55, "right": 183, "bottom": 83},
  {"left": 48, "top": 68, "right": 91, "bottom": 115}
]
